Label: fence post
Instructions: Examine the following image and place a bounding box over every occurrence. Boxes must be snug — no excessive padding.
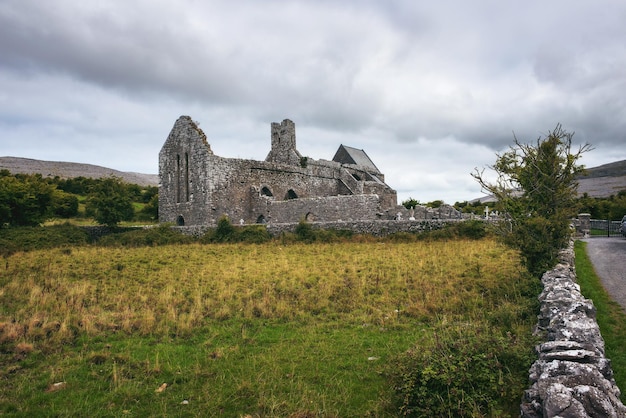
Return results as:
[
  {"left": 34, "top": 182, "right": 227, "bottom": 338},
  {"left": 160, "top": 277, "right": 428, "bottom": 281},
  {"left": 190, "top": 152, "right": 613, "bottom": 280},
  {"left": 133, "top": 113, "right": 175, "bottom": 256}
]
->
[{"left": 577, "top": 213, "right": 590, "bottom": 237}]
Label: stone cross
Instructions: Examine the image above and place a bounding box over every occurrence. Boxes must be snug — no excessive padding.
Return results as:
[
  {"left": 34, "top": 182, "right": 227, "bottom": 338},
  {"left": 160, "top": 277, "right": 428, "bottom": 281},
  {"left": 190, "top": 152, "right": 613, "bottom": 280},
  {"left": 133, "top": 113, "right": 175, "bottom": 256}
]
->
[{"left": 484, "top": 206, "right": 490, "bottom": 220}]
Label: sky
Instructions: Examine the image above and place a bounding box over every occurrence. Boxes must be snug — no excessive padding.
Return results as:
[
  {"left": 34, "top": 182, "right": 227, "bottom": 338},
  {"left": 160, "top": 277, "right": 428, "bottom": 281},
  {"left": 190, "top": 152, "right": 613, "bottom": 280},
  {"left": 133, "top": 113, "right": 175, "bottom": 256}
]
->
[{"left": 2, "top": 1, "right": 626, "bottom": 204}]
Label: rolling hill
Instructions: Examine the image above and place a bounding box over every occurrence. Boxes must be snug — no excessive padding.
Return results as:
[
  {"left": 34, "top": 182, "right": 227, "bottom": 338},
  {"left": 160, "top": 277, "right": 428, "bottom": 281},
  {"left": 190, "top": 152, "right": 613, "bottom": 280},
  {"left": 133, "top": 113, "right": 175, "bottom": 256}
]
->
[
  {"left": 576, "top": 160, "right": 626, "bottom": 197},
  {"left": 0, "top": 156, "right": 158, "bottom": 187}
]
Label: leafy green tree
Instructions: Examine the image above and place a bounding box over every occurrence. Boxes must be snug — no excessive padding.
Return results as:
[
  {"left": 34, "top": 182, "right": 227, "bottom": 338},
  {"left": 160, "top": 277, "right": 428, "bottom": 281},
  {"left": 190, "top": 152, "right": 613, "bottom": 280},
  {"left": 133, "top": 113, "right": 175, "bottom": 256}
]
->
[
  {"left": 0, "top": 173, "right": 56, "bottom": 226},
  {"left": 137, "top": 194, "right": 159, "bottom": 221},
  {"left": 86, "top": 177, "right": 134, "bottom": 227},
  {"left": 141, "top": 186, "right": 159, "bottom": 203},
  {"left": 473, "top": 124, "right": 591, "bottom": 276},
  {"left": 55, "top": 176, "right": 98, "bottom": 195},
  {"left": 52, "top": 190, "right": 79, "bottom": 218},
  {"left": 401, "top": 197, "right": 419, "bottom": 210},
  {"left": 426, "top": 200, "right": 444, "bottom": 208}
]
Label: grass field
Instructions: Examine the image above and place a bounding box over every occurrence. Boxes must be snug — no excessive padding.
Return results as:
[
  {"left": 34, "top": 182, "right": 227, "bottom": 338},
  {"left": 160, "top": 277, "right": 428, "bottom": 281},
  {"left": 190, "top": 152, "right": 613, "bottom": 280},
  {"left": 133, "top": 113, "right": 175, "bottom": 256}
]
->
[{"left": 0, "top": 238, "right": 539, "bottom": 416}]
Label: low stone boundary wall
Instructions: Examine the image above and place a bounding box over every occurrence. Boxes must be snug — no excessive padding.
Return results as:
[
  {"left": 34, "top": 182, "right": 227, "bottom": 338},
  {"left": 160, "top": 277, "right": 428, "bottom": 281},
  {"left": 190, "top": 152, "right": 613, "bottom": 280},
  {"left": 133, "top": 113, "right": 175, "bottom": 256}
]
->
[
  {"left": 265, "top": 219, "right": 463, "bottom": 237},
  {"left": 172, "top": 219, "right": 464, "bottom": 237},
  {"left": 521, "top": 243, "right": 626, "bottom": 417}
]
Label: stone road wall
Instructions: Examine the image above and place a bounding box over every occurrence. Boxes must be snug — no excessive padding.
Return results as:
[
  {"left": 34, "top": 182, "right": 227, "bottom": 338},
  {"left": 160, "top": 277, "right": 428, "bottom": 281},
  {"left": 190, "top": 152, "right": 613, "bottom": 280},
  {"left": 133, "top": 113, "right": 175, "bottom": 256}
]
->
[{"left": 521, "top": 243, "right": 626, "bottom": 417}]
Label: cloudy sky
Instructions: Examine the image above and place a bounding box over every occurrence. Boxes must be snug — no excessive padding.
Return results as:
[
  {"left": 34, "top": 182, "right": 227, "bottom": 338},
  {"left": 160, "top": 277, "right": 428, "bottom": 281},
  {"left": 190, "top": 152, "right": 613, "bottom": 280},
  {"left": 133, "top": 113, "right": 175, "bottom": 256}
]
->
[{"left": 2, "top": 1, "right": 626, "bottom": 204}]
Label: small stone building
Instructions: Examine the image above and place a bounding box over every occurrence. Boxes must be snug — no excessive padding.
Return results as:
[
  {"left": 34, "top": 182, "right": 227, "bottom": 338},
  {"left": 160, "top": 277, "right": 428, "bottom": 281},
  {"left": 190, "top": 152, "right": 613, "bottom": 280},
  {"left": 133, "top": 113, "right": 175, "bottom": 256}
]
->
[{"left": 158, "top": 116, "right": 398, "bottom": 226}]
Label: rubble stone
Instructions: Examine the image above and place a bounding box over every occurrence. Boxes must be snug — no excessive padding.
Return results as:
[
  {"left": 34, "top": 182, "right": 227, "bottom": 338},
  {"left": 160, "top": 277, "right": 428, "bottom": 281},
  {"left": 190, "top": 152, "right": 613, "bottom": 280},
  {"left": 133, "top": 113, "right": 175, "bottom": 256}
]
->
[{"left": 521, "top": 243, "right": 626, "bottom": 417}]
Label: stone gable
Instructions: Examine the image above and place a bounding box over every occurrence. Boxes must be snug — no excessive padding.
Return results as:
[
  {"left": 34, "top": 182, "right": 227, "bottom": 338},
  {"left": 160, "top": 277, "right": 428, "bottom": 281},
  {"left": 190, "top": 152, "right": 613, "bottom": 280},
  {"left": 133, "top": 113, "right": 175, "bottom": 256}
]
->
[{"left": 159, "top": 116, "right": 399, "bottom": 226}]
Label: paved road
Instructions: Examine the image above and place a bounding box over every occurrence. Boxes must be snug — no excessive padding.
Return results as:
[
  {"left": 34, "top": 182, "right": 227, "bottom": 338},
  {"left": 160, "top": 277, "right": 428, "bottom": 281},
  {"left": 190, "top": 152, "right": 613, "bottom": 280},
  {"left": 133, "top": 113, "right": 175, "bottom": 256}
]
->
[{"left": 582, "top": 237, "right": 626, "bottom": 311}]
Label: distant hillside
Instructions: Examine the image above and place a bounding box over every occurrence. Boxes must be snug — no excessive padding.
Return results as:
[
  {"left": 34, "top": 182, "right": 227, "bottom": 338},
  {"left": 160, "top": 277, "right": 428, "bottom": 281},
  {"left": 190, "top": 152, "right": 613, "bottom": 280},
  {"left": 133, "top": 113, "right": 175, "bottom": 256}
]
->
[
  {"left": 576, "top": 160, "right": 626, "bottom": 198},
  {"left": 0, "top": 157, "right": 158, "bottom": 187},
  {"left": 472, "top": 159, "right": 626, "bottom": 203}
]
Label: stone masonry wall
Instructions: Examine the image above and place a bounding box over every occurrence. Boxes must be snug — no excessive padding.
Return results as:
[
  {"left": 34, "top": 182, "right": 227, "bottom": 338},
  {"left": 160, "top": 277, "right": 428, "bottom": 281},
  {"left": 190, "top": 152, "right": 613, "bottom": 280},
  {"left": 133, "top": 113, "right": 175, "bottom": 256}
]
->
[
  {"left": 264, "top": 195, "right": 385, "bottom": 224},
  {"left": 173, "top": 218, "right": 461, "bottom": 238},
  {"left": 521, "top": 243, "right": 626, "bottom": 417},
  {"left": 159, "top": 116, "right": 398, "bottom": 227}
]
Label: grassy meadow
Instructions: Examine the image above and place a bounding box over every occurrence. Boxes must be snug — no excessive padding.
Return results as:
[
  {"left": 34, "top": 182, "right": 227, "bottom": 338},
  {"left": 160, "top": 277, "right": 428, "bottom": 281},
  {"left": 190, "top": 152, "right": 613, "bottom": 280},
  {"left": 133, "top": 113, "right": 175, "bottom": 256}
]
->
[{"left": 0, "top": 236, "right": 540, "bottom": 416}]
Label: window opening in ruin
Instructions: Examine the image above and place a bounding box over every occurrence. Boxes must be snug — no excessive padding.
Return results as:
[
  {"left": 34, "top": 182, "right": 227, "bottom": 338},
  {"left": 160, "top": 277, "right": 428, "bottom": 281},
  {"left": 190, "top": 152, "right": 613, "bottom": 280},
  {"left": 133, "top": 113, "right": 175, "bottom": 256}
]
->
[
  {"left": 261, "top": 186, "right": 273, "bottom": 197},
  {"left": 176, "top": 154, "right": 181, "bottom": 203},
  {"left": 352, "top": 173, "right": 361, "bottom": 181},
  {"left": 305, "top": 212, "right": 316, "bottom": 221},
  {"left": 285, "top": 189, "right": 298, "bottom": 200},
  {"left": 256, "top": 215, "right": 266, "bottom": 224},
  {"left": 177, "top": 215, "right": 185, "bottom": 226},
  {"left": 185, "top": 153, "right": 190, "bottom": 202}
]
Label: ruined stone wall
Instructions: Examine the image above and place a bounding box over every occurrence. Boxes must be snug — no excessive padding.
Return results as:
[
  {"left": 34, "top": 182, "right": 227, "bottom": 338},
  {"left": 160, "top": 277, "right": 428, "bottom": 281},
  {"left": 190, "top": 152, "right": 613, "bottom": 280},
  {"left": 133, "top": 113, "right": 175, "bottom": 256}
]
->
[
  {"left": 159, "top": 116, "right": 216, "bottom": 226},
  {"left": 521, "top": 243, "right": 626, "bottom": 417},
  {"left": 264, "top": 195, "right": 385, "bottom": 224},
  {"left": 159, "top": 116, "right": 398, "bottom": 226},
  {"left": 265, "top": 219, "right": 459, "bottom": 236},
  {"left": 207, "top": 159, "right": 391, "bottom": 224},
  {"left": 172, "top": 219, "right": 461, "bottom": 238}
]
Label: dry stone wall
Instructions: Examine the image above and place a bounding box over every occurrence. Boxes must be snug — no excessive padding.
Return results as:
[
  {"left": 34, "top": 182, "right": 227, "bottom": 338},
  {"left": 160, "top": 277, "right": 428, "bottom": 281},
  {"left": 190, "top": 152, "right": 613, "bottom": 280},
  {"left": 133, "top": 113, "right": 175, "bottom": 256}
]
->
[
  {"left": 521, "top": 243, "right": 626, "bottom": 417},
  {"left": 172, "top": 218, "right": 462, "bottom": 238}
]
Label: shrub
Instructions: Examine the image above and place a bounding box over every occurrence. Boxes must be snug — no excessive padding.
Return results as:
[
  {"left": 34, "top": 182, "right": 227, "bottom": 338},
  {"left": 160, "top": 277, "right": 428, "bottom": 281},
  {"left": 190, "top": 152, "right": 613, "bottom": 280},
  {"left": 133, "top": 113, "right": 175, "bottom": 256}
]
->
[
  {"left": 504, "top": 215, "right": 570, "bottom": 277},
  {"left": 386, "top": 231, "right": 418, "bottom": 242},
  {"left": 96, "top": 224, "right": 195, "bottom": 247},
  {"left": 389, "top": 323, "right": 536, "bottom": 417},
  {"left": 237, "top": 225, "right": 272, "bottom": 243},
  {"left": 202, "top": 219, "right": 272, "bottom": 244},
  {"left": 201, "top": 216, "right": 238, "bottom": 243},
  {"left": 294, "top": 219, "right": 316, "bottom": 242},
  {"left": 472, "top": 124, "right": 590, "bottom": 276},
  {"left": 454, "top": 220, "right": 488, "bottom": 240},
  {"left": 0, "top": 224, "right": 89, "bottom": 256}
]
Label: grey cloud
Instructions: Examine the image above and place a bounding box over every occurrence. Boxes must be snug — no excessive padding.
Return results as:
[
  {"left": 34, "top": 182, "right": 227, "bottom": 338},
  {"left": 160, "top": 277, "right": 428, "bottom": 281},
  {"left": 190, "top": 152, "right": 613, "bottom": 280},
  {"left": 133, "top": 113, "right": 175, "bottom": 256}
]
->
[{"left": 2, "top": 0, "right": 626, "bottom": 203}]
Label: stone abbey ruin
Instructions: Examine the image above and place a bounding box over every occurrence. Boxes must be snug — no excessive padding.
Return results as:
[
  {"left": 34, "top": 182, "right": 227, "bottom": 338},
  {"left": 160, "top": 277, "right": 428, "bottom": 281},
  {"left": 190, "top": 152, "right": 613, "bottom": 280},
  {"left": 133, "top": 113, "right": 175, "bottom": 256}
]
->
[{"left": 159, "top": 116, "right": 405, "bottom": 227}]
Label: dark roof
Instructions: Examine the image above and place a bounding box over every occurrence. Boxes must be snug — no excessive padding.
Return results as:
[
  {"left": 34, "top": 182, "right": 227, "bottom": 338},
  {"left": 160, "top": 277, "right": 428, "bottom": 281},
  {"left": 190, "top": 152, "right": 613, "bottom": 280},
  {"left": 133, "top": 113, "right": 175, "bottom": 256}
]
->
[{"left": 332, "top": 144, "right": 381, "bottom": 173}]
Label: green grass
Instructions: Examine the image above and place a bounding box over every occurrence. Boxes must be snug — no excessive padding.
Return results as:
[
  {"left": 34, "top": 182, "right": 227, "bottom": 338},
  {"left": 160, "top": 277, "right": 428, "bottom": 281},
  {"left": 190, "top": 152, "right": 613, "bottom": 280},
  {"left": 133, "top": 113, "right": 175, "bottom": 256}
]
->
[
  {"left": 574, "top": 240, "right": 626, "bottom": 401},
  {"left": 0, "top": 238, "right": 539, "bottom": 416},
  {"left": 2, "top": 322, "right": 421, "bottom": 416}
]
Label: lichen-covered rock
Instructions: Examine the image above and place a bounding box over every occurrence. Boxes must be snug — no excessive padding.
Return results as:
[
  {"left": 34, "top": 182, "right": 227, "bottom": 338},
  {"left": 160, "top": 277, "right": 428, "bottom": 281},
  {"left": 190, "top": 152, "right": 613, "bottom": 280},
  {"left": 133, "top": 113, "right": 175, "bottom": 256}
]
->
[{"left": 521, "top": 243, "right": 626, "bottom": 417}]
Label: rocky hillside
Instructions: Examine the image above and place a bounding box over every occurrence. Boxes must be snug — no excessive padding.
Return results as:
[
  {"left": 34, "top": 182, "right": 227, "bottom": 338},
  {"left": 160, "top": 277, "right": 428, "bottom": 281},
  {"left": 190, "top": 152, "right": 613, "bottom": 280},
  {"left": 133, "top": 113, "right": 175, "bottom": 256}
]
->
[
  {"left": 576, "top": 159, "right": 626, "bottom": 197},
  {"left": 0, "top": 156, "right": 158, "bottom": 187}
]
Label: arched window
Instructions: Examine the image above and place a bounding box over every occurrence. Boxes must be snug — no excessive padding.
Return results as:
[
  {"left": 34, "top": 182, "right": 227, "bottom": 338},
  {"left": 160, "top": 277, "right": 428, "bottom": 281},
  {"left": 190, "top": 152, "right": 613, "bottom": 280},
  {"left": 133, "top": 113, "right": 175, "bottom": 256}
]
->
[
  {"left": 256, "top": 215, "right": 266, "bottom": 224},
  {"left": 176, "top": 215, "right": 185, "bottom": 226},
  {"left": 285, "top": 189, "right": 298, "bottom": 200},
  {"left": 261, "top": 186, "right": 273, "bottom": 197},
  {"left": 305, "top": 212, "right": 316, "bottom": 221}
]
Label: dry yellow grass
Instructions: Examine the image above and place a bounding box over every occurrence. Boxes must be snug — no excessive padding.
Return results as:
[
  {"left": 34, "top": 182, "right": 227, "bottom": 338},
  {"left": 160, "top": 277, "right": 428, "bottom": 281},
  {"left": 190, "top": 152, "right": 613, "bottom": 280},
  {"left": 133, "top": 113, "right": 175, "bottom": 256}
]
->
[
  {"left": 0, "top": 238, "right": 536, "bottom": 416},
  {"left": 0, "top": 239, "right": 522, "bottom": 347}
]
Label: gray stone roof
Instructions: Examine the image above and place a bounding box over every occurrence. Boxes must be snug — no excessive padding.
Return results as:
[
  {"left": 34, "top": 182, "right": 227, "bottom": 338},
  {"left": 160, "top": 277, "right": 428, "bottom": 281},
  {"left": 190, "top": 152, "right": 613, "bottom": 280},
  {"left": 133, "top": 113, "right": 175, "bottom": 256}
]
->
[{"left": 332, "top": 144, "right": 380, "bottom": 174}]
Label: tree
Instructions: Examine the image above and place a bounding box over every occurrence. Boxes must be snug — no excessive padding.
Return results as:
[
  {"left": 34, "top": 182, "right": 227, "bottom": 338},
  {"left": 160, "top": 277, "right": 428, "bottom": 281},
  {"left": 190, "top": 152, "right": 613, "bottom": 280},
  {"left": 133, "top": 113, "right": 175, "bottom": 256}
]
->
[
  {"left": 86, "top": 177, "right": 135, "bottom": 227},
  {"left": 472, "top": 124, "right": 591, "bottom": 276},
  {"left": 0, "top": 173, "right": 56, "bottom": 226},
  {"left": 52, "top": 190, "right": 79, "bottom": 218},
  {"left": 137, "top": 194, "right": 159, "bottom": 221},
  {"left": 401, "top": 197, "right": 419, "bottom": 210}
]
